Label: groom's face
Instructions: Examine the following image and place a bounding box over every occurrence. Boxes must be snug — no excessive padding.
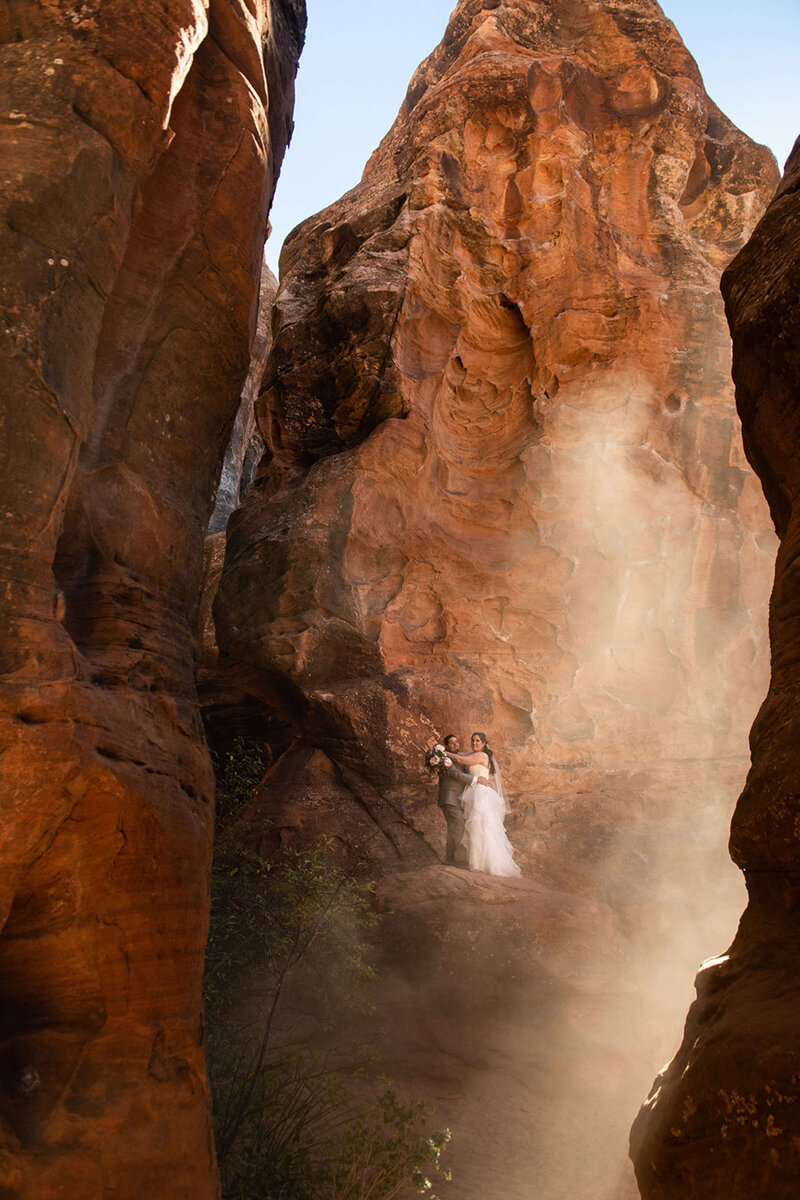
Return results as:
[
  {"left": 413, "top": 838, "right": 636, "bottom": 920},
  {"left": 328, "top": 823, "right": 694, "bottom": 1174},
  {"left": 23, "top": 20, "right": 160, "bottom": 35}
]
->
[{"left": 445, "top": 736, "right": 459, "bottom": 753}]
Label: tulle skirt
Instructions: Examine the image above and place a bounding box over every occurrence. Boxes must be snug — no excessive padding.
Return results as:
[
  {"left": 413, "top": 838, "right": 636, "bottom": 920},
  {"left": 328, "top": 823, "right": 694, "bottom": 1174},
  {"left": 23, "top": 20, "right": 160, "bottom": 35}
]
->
[{"left": 462, "top": 782, "right": 521, "bottom": 877}]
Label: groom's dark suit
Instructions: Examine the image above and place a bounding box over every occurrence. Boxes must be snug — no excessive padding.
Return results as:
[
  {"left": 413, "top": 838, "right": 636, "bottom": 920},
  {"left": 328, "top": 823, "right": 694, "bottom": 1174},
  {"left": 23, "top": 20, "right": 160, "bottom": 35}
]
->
[{"left": 437, "top": 760, "right": 473, "bottom": 865}]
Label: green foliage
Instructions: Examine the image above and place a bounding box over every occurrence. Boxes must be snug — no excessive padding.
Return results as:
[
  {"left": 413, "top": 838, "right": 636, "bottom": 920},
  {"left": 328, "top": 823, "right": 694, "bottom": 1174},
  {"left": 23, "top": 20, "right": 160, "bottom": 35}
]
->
[
  {"left": 205, "top": 834, "right": 376, "bottom": 1022},
  {"left": 327, "top": 1091, "right": 451, "bottom": 1200},
  {"left": 211, "top": 737, "right": 270, "bottom": 832},
  {"left": 205, "top": 749, "right": 451, "bottom": 1200}
]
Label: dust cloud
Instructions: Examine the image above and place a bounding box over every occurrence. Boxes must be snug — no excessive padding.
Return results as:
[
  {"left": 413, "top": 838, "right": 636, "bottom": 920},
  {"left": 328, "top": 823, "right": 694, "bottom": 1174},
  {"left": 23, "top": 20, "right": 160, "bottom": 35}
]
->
[{"left": 360, "top": 383, "right": 773, "bottom": 1200}]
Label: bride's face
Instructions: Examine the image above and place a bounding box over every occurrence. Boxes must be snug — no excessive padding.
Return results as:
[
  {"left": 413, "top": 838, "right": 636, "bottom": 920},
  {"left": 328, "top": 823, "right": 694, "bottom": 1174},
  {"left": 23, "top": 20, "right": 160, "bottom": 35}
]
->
[{"left": 471, "top": 735, "right": 485, "bottom": 752}]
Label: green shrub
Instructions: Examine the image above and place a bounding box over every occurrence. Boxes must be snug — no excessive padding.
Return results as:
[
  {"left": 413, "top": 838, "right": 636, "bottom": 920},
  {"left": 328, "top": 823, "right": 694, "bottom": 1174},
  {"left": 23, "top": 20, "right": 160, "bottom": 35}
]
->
[
  {"left": 204, "top": 751, "right": 451, "bottom": 1200},
  {"left": 327, "top": 1091, "right": 450, "bottom": 1200},
  {"left": 210, "top": 738, "right": 270, "bottom": 832}
]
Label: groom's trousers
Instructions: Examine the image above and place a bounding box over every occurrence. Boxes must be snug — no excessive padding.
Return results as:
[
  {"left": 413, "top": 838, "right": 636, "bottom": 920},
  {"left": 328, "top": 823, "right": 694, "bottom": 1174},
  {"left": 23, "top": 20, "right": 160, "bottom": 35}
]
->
[{"left": 442, "top": 803, "right": 467, "bottom": 865}]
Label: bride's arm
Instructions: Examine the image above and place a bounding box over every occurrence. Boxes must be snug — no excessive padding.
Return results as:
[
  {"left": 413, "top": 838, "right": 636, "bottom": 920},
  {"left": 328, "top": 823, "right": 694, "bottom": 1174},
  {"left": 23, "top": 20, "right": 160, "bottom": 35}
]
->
[{"left": 449, "top": 751, "right": 489, "bottom": 766}]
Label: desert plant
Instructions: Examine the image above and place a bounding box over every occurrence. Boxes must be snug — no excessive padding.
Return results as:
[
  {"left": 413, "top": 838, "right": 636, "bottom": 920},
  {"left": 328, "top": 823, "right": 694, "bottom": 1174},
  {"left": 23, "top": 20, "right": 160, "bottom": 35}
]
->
[
  {"left": 327, "top": 1090, "right": 451, "bottom": 1200},
  {"left": 210, "top": 737, "right": 270, "bottom": 832},
  {"left": 204, "top": 782, "right": 451, "bottom": 1200},
  {"left": 206, "top": 838, "right": 377, "bottom": 1168}
]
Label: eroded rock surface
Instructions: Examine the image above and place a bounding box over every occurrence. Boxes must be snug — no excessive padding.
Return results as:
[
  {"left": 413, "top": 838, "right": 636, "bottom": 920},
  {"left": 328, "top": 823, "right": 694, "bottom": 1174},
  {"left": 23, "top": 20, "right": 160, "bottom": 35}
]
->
[
  {"left": 209, "top": 2, "right": 779, "bottom": 1195},
  {"left": 216, "top": 0, "right": 777, "bottom": 860},
  {"left": 631, "top": 138, "right": 800, "bottom": 1199},
  {"left": 0, "top": 2, "right": 304, "bottom": 1195}
]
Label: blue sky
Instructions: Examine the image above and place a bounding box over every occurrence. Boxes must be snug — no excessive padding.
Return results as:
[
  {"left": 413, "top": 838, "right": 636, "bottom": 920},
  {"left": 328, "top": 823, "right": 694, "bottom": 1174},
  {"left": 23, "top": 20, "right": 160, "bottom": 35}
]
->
[{"left": 265, "top": 0, "right": 799, "bottom": 274}]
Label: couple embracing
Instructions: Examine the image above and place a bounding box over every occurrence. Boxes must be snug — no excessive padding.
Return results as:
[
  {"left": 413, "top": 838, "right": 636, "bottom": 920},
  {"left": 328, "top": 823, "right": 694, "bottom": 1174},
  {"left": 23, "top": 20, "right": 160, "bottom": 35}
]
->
[{"left": 430, "top": 732, "right": 521, "bottom": 878}]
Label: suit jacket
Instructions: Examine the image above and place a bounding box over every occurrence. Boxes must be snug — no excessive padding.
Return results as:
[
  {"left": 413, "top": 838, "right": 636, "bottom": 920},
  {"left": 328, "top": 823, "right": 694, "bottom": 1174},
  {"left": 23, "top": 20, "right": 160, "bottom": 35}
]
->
[{"left": 437, "top": 761, "right": 473, "bottom": 809}]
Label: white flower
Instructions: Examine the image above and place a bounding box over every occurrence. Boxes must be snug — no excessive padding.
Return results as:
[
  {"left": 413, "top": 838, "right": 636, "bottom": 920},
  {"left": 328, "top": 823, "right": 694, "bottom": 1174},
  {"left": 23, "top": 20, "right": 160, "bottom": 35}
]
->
[{"left": 434, "top": 743, "right": 445, "bottom": 753}]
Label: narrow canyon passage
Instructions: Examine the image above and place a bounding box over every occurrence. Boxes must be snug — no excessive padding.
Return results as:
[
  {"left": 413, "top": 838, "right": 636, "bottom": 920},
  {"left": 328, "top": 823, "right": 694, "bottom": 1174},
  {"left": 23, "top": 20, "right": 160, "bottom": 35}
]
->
[
  {"left": 201, "top": 1, "right": 782, "bottom": 1197},
  {"left": 363, "top": 821, "right": 747, "bottom": 1200},
  {"left": 200, "top": 725, "right": 756, "bottom": 1197},
  {"left": 1, "top": 0, "right": 795, "bottom": 1195}
]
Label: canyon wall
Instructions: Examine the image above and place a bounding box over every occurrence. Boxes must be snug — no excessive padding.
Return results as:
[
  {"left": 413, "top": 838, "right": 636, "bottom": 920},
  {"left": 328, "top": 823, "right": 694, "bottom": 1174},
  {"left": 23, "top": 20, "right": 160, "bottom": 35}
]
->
[
  {"left": 208, "top": 2, "right": 779, "bottom": 1196},
  {"left": 0, "top": 2, "right": 304, "bottom": 1196},
  {"left": 631, "top": 139, "right": 800, "bottom": 1199},
  {"left": 216, "top": 0, "right": 777, "bottom": 872}
]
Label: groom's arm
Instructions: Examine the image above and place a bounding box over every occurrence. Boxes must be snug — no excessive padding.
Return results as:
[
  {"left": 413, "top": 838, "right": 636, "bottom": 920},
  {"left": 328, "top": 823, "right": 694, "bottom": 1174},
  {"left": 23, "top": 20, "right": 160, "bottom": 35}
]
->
[{"left": 442, "top": 763, "right": 473, "bottom": 786}]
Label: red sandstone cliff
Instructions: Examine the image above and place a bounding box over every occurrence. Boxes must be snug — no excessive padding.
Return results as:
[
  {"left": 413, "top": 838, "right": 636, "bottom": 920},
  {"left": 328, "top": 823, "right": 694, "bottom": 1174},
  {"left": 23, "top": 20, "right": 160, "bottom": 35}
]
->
[
  {"left": 207, "top": 2, "right": 779, "bottom": 1196},
  {"left": 0, "top": 2, "right": 304, "bottom": 1196},
  {"left": 215, "top": 0, "right": 777, "bottom": 869},
  {"left": 631, "top": 137, "right": 800, "bottom": 1200}
]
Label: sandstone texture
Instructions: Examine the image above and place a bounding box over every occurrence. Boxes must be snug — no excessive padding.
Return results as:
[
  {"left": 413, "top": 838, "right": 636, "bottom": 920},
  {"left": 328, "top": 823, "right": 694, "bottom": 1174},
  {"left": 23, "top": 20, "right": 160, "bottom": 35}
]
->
[
  {"left": 216, "top": 0, "right": 777, "bottom": 864},
  {"left": 631, "top": 138, "right": 800, "bottom": 1199},
  {"left": 208, "top": 1, "right": 780, "bottom": 1195},
  {"left": 0, "top": 2, "right": 304, "bottom": 1196}
]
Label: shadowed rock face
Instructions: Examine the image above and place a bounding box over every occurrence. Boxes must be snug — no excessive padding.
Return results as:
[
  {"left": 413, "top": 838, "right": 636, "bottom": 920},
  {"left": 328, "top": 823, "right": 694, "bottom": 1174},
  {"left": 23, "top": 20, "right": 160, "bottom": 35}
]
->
[
  {"left": 216, "top": 0, "right": 777, "bottom": 861},
  {"left": 0, "top": 1, "right": 304, "bottom": 1195},
  {"left": 631, "top": 138, "right": 800, "bottom": 1200}
]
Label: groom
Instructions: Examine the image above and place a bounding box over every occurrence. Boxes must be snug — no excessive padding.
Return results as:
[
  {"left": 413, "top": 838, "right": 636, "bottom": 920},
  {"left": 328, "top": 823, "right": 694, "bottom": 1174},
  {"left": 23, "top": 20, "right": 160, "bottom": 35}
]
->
[{"left": 435, "top": 734, "right": 473, "bottom": 867}]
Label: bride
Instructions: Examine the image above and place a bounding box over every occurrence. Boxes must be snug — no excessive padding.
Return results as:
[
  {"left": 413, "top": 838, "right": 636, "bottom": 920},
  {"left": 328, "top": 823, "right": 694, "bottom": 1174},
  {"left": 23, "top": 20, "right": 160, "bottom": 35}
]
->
[{"left": 448, "top": 732, "right": 521, "bottom": 878}]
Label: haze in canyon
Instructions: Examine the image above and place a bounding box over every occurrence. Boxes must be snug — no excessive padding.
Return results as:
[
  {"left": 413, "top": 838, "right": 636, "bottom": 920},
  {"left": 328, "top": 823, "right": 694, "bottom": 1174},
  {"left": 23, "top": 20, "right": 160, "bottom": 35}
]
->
[
  {"left": 1, "top": 0, "right": 798, "bottom": 1198},
  {"left": 207, "top": 0, "right": 783, "bottom": 1196}
]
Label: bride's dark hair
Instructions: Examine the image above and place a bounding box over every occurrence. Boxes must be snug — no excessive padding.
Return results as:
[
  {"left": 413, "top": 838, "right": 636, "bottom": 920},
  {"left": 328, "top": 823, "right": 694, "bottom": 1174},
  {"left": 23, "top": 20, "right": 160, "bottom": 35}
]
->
[{"left": 472, "top": 730, "right": 498, "bottom": 776}]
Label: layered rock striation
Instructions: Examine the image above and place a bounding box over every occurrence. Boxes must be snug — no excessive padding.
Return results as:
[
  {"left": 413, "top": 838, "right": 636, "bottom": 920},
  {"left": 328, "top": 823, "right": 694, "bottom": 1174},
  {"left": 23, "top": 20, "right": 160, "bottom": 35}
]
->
[
  {"left": 216, "top": 0, "right": 778, "bottom": 866},
  {"left": 0, "top": 2, "right": 304, "bottom": 1196},
  {"left": 206, "top": 3, "right": 782, "bottom": 1196},
  {"left": 631, "top": 139, "right": 800, "bottom": 1199}
]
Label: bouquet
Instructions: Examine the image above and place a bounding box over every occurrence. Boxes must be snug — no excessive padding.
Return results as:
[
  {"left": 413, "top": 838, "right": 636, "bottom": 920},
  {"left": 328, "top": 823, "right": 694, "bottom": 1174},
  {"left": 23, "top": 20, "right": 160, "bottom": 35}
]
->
[{"left": 425, "top": 743, "right": 451, "bottom": 771}]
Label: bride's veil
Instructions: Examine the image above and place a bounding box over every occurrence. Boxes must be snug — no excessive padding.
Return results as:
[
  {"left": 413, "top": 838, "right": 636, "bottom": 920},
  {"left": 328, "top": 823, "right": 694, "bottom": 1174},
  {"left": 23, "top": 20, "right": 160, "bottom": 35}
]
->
[{"left": 489, "top": 751, "right": 510, "bottom": 814}]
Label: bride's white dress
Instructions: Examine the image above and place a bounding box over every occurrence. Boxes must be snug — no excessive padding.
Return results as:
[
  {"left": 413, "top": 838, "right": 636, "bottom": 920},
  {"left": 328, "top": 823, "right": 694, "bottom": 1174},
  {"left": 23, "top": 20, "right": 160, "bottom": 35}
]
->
[{"left": 462, "top": 765, "right": 521, "bottom": 877}]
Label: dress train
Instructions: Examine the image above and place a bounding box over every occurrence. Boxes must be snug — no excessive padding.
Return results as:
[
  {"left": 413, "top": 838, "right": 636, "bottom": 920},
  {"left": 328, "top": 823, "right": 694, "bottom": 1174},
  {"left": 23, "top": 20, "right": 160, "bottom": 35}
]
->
[{"left": 462, "top": 765, "right": 521, "bottom": 877}]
